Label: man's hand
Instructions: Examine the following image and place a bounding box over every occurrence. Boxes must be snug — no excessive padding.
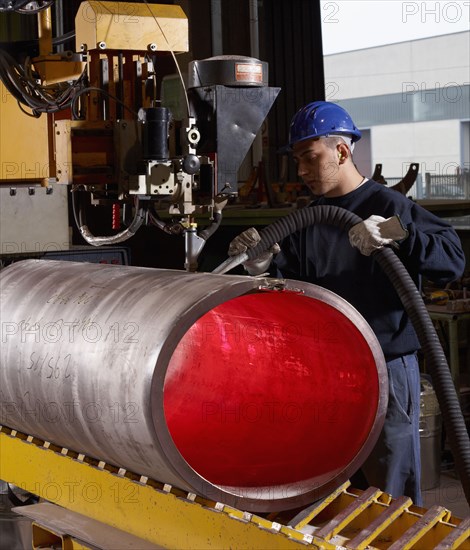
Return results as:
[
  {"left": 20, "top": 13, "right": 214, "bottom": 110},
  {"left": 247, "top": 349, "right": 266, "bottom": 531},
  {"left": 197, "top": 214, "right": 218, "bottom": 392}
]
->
[
  {"left": 349, "top": 215, "right": 409, "bottom": 256},
  {"left": 228, "top": 228, "right": 280, "bottom": 275}
]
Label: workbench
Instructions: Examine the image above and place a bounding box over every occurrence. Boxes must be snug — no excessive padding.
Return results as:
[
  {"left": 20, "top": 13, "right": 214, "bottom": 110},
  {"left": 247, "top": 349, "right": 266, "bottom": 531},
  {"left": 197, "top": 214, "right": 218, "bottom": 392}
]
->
[{"left": 426, "top": 305, "right": 470, "bottom": 393}]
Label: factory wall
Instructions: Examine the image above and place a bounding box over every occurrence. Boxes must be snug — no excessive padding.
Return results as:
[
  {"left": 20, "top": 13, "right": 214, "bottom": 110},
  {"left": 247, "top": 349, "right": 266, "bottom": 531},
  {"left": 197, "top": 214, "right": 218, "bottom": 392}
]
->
[
  {"left": 324, "top": 32, "right": 469, "bottom": 99},
  {"left": 323, "top": 31, "right": 470, "bottom": 181},
  {"left": 372, "top": 119, "right": 463, "bottom": 179}
]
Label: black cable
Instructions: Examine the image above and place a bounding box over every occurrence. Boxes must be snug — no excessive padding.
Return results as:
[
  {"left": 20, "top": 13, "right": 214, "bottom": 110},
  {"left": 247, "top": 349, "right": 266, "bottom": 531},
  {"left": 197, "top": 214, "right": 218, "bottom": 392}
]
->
[
  {"left": 375, "top": 249, "right": 470, "bottom": 507},
  {"left": 148, "top": 208, "right": 187, "bottom": 236},
  {"left": 71, "top": 187, "right": 84, "bottom": 230},
  {"left": 0, "top": 48, "right": 87, "bottom": 115},
  {"left": 52, "top": 30, "right": 75, "bottom": 46},
  {"left": 17, "top": 100, "right": 41, "bottom": 117},
  {"left": 70, "top": 86, "right": 138, "bottom": 120},
  {"left": 245, "top": 205, "right": 359, "bottom": 260}
]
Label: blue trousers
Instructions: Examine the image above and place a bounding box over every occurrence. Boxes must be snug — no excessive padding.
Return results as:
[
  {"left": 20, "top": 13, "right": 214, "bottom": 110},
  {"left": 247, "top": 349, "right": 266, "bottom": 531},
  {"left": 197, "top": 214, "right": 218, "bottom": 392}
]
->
[{"left": 360, "top": 353, "right": 423, "bottom": 506}]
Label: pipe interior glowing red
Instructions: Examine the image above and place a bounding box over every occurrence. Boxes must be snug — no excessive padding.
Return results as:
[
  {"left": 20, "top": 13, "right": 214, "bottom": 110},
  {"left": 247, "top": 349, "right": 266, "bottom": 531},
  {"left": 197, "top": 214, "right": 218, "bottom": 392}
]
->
[{"left": 164, "top": 291, "right": 379, "bottom": 488}]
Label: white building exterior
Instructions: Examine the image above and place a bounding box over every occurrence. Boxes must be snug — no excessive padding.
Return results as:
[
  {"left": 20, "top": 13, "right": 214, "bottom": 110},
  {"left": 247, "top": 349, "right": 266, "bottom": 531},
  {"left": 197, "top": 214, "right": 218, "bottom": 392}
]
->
[{"left": 323, "top": 31, "right": 470, "bottom": 194}]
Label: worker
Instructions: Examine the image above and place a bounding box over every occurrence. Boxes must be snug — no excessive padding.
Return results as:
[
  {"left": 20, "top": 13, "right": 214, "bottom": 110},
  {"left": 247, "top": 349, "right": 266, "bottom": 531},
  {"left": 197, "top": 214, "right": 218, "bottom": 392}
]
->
[{"left": 228, "top": 101, "right": 466, "bottom": 506}]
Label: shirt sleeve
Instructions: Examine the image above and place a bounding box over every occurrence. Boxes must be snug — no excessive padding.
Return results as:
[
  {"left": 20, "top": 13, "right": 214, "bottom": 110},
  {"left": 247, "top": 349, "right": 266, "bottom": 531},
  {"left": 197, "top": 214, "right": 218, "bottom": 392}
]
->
[
  {"left": 395, "top": 202, "right": 465, "bottom": 285},
  {"left": 272, "top": 233, "right": 304, "bottom": 280}
]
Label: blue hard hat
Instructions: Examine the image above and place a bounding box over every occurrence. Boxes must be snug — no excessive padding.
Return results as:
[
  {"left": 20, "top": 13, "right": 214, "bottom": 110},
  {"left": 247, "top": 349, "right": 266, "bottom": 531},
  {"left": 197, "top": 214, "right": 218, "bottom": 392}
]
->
[{"left": 288, "top": 101, "right": 362, "bottom": 146}]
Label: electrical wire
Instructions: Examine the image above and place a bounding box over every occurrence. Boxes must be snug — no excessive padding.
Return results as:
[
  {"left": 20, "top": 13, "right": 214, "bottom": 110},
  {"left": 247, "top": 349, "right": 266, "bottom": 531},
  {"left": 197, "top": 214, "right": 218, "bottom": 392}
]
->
[
  {"left": 70, "top": 86, "right": 139, "bottom": 120},
  {"left": 147, "top": 209, "right": 184, "bottom": 235},
  {"left": 141, "top": 0, "right": 191, "bottom": 117},
  {"left": 52, "top": 31, "right": 75, "bottom": 46},
  {"left": 71, "top": 188, "right": 146, "bottom": 246},
  {"left": 0, "top": 48, "right": 87, "bottom": 115}
]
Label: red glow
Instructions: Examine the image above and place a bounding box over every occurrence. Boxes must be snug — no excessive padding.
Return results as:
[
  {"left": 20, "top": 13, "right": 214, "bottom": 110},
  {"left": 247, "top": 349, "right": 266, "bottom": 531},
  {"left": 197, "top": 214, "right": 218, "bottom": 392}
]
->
[{"left": 164, "top": 291, "right": 379, "bottom": 488}]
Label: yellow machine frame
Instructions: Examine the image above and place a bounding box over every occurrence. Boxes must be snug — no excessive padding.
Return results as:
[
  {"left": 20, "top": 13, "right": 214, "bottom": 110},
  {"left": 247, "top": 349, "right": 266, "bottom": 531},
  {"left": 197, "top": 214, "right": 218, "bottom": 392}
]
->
[{"left": 1, "top": 425, "right": 469, "bottom": 549}]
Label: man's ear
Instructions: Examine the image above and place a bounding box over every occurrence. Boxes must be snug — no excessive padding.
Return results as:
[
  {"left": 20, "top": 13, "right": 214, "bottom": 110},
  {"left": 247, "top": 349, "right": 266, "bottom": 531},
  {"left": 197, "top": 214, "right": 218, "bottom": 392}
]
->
[{"left": 337, "top": 142, "right": 350, "bottom": 163}]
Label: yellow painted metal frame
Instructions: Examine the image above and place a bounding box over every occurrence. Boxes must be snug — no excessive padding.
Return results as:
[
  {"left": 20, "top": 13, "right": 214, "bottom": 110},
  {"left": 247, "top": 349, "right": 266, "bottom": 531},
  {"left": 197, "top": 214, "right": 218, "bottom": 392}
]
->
[
  {"left": 0, "top": 82, "right": 50, "bottom": 183},
  {"left": 33, "top": 7, "right": 85, "bottom": 85},
  {"left": 1, "top": 425, "right": 469, "bottom": 549},
  {"left": 75, "top": 2, "right": 189, "bottom": 52},
  {"left": 32, "top": 523, "right": 92, "bottom": 550},
  {"left": 0, "top": 427, "right": 326, "bottom": 549}
]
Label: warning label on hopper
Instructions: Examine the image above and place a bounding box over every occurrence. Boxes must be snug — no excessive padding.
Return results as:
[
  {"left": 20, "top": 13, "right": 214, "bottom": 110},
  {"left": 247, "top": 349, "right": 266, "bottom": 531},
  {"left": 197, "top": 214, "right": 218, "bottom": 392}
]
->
[{"left": 235, "top": 63, "right": 263, "bottom": 83}]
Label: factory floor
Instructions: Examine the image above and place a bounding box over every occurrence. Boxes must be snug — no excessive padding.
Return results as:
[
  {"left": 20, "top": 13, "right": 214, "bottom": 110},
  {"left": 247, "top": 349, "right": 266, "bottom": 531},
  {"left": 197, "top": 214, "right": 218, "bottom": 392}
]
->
[
  {"left": 420, "top": 384, "right": 470, "bottom": 519},
  {"left": 422, "top": 467, "right": 470, "bottom": 518},
  {"left": 420, "top": 345, "right": 470, "bottom": 519}
]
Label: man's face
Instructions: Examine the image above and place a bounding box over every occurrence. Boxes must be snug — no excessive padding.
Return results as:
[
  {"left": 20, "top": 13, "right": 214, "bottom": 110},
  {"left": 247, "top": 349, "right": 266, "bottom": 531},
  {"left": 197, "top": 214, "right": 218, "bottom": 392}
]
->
[{"left": 292, "top": 138, "right": 342, "bottom": 197}]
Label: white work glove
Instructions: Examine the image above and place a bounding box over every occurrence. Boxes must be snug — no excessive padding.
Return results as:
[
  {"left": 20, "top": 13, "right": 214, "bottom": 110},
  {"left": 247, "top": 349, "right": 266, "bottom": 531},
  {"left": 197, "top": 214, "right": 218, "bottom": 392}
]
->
[
  {"left": 349, "top": 215, "right": 409, "bottom": 256},
  {"left": 228, "top": 227, "right": 280, "bottom": 275}
]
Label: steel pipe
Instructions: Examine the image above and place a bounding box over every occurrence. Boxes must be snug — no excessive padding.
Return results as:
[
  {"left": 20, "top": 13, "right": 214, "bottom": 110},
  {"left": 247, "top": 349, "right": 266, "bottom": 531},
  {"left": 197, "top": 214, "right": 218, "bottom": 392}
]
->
[{"left": 0, "top": 260, "right": 387, "bottom": 512}]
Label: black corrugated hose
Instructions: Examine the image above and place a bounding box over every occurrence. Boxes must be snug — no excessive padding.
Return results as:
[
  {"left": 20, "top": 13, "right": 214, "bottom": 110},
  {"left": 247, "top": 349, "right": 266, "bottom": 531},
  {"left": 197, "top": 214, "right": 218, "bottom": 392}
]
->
[{"left": 244, "top": 204, "right": 470, "bottom": 506}]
